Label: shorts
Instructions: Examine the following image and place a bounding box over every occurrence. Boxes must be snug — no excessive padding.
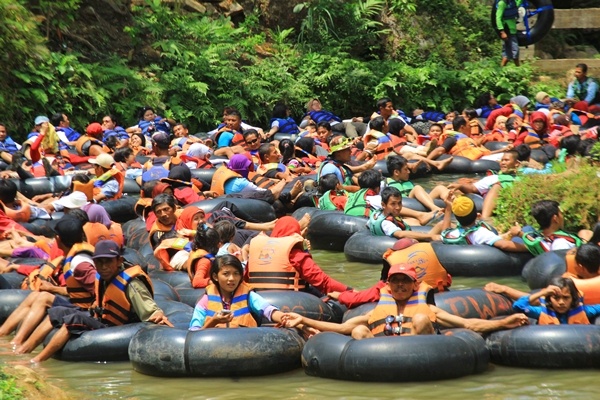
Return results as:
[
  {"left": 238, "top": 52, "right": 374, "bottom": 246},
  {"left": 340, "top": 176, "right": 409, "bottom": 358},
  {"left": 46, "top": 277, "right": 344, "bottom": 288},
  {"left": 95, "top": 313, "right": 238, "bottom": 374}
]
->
[
  {"left": 502, "top": 35, "right": 519, "bottom": 60},
  {"left": 47, "top": 306, "right": 107, "bottom": 336},
  {"left": 52, "top": 295, "right": 75, "bottom": 308}
]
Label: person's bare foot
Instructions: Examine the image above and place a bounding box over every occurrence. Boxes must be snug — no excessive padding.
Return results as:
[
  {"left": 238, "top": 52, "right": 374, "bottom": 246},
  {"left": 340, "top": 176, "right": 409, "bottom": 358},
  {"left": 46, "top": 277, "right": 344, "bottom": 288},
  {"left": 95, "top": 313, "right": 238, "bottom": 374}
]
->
[
  {"left": 408, "top": 159, "right": 424, "bottom": 173},
  {"left": 435, "top": 156, "right": 453, "bottom": 171},
  {"left": 289, "top": 180, "right": 303, "bottom": 199},
  {"left": 298, "top": 213, "right": 311, "bottom": 230}
]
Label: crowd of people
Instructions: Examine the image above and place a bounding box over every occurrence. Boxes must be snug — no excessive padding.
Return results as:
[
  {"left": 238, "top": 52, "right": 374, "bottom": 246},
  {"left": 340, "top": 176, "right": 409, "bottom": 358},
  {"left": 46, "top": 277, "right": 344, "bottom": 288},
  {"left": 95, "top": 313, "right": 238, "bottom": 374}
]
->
[{"left": 0, "top": 65, "right": 599, "bottom": 364}]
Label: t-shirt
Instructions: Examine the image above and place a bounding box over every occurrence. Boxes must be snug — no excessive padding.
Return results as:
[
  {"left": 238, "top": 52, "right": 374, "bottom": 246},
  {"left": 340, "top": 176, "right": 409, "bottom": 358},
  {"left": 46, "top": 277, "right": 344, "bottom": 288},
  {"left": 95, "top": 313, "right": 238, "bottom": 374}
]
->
[
  {"left": 320, "top": 163, "right": 345, "bottom": 184},
  {"left": 100, "top": 179, "right": 120, "bottom": 198},
  {"left": 223, "top": 177, "right": 266, "bottom": 195},
  {"left": 217, "top": 131, "right": 234, "bottom": 148},
  {"left": 442, "top": 225, "right": 502, "bottom": 246},
  {"left": 473, "top": 175, "right": 501, "bottom": 196}
]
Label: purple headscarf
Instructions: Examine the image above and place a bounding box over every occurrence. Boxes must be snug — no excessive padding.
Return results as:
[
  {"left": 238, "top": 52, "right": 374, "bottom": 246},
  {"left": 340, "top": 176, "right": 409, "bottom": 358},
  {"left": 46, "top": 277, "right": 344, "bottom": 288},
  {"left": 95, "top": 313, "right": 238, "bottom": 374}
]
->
[
  {"left": 82, "top": 203, "right": 112, "bottom": 228},
  {"left": 227, "top": 154, "right": 254, "bottom": 178}
]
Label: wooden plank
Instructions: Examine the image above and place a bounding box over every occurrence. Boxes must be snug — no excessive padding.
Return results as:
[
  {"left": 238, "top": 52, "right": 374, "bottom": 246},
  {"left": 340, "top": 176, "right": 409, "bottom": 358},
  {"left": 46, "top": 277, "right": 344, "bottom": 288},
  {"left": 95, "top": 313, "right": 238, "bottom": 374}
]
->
[
  {"left": 552, "top": 8, "right": 600, "bottom": 29},
  {"left": 531, "top": 59, "right": 600, "bottom": 74}
]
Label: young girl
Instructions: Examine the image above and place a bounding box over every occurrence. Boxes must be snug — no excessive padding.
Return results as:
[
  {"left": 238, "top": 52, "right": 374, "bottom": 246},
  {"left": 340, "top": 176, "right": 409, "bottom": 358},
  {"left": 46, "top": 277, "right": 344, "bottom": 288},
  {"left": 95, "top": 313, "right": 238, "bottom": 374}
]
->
[
  {"left": 513, "top": 276, "right": 600, "bottom": 325},
  {"left": 185, "top": 227, "right": 220, "bottom": 289},
  {"left": 189, "top": 255, "right": 285, "bottom": 330},
  {"left": 213, "top": 220, "right": 243, "bottom": 261}
]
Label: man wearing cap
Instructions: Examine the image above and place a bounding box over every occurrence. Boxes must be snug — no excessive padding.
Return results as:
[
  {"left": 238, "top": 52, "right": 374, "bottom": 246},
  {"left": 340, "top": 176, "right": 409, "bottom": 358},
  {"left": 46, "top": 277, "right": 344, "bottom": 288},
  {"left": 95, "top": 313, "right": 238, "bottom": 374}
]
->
[
  {"left": 440, "top": 193, "right": 528, "bottom": 252},
  {"left": 29, "top": 239, "right": 172, "bottom": 363},
  {"left": 1, "top": 217, "right": 97, "bottom": 353},
  {"left": 74, "top": 122, "right": 110, "bottom": 157},
  {"left": 317, "top": 136, "right": 376, "bottom": 193},
  {"left": 89, "top": 153, "right": 123, "bottom": 202},
  {"left": 281, "top": 263, "right": 528, "bottom": 338}
]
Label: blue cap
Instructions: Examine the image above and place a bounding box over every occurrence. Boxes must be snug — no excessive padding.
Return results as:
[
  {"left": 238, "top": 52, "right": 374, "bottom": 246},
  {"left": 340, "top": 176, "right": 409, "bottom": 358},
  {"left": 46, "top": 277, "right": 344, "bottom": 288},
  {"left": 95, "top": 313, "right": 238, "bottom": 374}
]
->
[{"left": 34, "top": 116, "right": 49, "bottom": 125}]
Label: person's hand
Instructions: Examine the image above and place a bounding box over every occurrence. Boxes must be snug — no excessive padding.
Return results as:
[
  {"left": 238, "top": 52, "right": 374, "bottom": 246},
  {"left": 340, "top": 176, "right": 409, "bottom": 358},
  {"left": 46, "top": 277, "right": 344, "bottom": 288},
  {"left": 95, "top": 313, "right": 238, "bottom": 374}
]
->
[
  {"left": 508, "top": 223, "right": 522, "bottom": 238},
  {"left": 177, "top": 228, "right": 196, "bottom": 238},
  {"left": 483, "top": 282, "right": 506, "bottom": 294},
  {"left": 443, "top": 190, "right": 456, "bottom": 208},
  {"left": 352, "top": 117, "right": 363, "bottom": 123},
  {"left": 431, "top": 234, "right": 442, "bottom": 241},
  {"left": 212, "top": 311, "right": 234, "bottom": 324},
  {"left": 327, "top": 291, "right": 341, "bottom": 300},
  {"left": 38, "top": 280, "right": 56, "bottom": 293},
  {"left": 500, "top": 31, "right": 508, "bottom": 40},
  {"left": 543, "top": 285, "right": 562, "bottom": 297},
  {"left": 148, "top": 311, "right": 174, "bottom": 327},
  {"left": 502, "top": 313, "right": 529, "bottom": 329},
  {"left": 365, "top": 156, "right": 377, "bottom": 169},
  {"left": 447, "top": 183, "right": 460, "bottom": 191},
  {"left": 280, "top": 312, "right": 304, "bottom": 328},
  {"left": 300, "top": 326, "right": 319, "bottom": 340},
  {"left": 503, "top": 144, "right": 514, "bottom": 151},
  {"left": 32, "top": 193, "right": 52, "bottom": 202}
]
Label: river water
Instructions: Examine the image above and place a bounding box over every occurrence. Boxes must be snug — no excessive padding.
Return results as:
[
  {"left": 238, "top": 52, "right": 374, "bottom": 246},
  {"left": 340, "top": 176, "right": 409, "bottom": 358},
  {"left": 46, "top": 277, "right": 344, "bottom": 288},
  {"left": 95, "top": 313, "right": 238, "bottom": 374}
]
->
[
  {"left": 1, "top": 173, "right": 597, "bottom": 399},
  {"left": 0, "top": 250, "right": 596, "bottom": 399}
]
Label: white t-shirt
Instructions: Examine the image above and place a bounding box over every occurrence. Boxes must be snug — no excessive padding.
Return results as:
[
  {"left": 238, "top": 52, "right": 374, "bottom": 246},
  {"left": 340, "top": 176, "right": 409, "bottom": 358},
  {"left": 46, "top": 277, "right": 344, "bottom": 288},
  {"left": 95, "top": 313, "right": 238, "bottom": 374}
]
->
[
  {"left": 443, "top": 225, "right": 502, "bottom": 246},
  {"left": 473, "top": 175, "right": 500, "bottom": 196}
]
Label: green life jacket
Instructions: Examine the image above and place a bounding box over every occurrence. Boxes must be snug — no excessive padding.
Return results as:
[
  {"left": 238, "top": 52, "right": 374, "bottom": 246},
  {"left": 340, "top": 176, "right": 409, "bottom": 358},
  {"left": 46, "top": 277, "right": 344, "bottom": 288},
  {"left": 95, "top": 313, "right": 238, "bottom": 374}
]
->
[
  {"left": 522, "top": 229, "right": 583, "bottom": 256},
  {"left": 385, "top": 177, "right": 414, "bottom": 197},
  {"left": 369, "top": 209, "right": 411, "bottom": 237},
  {"left": 344, "top": 188, "right": 375, "bottom": 217},
  {"left": 318, "top": 190, "right": 347, "bottom": 211},
  {"left": 317, "top": 159, "right": 353, "bottom": 186},
  {"left": 441, "top": 221, "right": 497, "bottom": 245}
]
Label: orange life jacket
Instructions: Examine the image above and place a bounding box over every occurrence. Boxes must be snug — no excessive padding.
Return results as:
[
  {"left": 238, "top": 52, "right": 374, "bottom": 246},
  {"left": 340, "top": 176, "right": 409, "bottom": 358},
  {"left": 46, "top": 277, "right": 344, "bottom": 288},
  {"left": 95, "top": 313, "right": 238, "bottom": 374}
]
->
[
  {"left": 21, "top": 256, "right": 64, "bottom": 290},
  {"left": 439, "top": 132, "right": 490, "bottom": 160},
  {"left": 247, "top": 233, "right": 306, "bottom": 291},
  {"left": 362, "top": 130, "right": 405, "bottom": 160},
  {"left": 153, "top": 237, "right": 190, "bottom": 271},
  {"left": 142, "top": 156, "right": 184, "bottom": 171},
  {"left": 256, "top": 162, "right": 289, "bottom": 177},
  {"left": 210, "top": 165, "right": 242, "bottom": 196},
  {"left": 148, "top": 208, "right": 183, "bottom": 247},
  {"left": 563, "top": 253, "right": 600, "bottom": 305},
  {"left": 83, "top": 221, "right": 124, "bottom": 247},
  {"left": 95, "top": 265, "right": 154, "bottom": 326},
  {"left": 73, "top": 180, "right": 95, "bottom": 201},
  {"left": 0, "top": 200, "right": 31, "bottom": 223},
  {"left": 383, "top": 244, "right": 451, "bottom": 292},
  {"left": 33, "top": 239, "right": 63, "bottom": 260},
  {"left": 538, "top": 293, "right": 589, "bottom": 325},
  {"left": 62, "top": 243, "right": 96, "bottom": 308},
  {"left": 205, "top": 282, "right": 257, "bottom": 328},
  {"left": 134, "top": 197, "right": 153, "bottom": 219},
  {"left": 367, "top": 282, "right": 436, "bottom": 336},
  {"left": 93, "top": 169, "right": 124, "bottom": 200},
  {"left": 186, "top": 249, "right": 215, "bottom": 281},
  {"left": 74, "top": 135, "right": 110, "bottom": 156},
  {"left": 179, "top": 154, "right": 213, "bottom": 169},
  {"left": 247, "top": 171, "right": 279, "bottom": 190}
]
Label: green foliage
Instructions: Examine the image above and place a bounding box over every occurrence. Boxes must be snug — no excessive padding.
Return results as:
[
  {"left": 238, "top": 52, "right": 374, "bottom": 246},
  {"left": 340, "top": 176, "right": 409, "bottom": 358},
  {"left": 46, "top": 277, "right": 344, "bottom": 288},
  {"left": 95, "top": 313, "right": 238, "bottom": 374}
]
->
[
  {"left": 494, "top": 164, "right": 600, "bottom": 232},
  {"left": 589, "top": 142, "right": 600, "bottom": 162},
  {"left": 0, "top": 369, "right": 23, "bottom": 399}
]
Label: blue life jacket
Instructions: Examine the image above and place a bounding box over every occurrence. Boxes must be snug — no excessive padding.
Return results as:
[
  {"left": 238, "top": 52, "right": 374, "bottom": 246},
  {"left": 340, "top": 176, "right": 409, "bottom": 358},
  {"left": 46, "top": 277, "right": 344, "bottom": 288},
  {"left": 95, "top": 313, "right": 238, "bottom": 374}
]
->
[
  {"left": 307, "top": 110, "right": 341, "bottom": 124},
  {"left": 0, "top": 137, "right": 20, "bottom": 153},
  {"left": 139, "top": 116, "right": 170, "bottom": 136},
  {"left": 103, "top": 126, "right": 129, "bottom": 143},
  {"left": 56, "top": 127, "right": 81, "bottom": 142},
  {"left": 270, "top": 117, "right": 299, "bottom": 134}
]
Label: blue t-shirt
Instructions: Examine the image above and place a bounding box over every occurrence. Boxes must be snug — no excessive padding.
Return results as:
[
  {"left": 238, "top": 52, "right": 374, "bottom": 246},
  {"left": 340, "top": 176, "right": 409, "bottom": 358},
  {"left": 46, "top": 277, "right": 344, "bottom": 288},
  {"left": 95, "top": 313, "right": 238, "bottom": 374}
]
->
[
  {"left": 217, "top": 131, "right": 234, "bottom": 148},
  {"left": 319, "top": 162, "right": 344, "bottom": 184}
]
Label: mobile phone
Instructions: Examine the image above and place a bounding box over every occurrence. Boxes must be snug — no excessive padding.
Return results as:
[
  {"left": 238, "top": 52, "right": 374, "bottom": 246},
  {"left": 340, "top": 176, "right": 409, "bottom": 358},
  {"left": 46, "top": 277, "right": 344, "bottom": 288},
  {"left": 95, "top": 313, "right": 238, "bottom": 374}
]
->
[{"left": 220, "top": 310, "right": 232, "bottom": 315}]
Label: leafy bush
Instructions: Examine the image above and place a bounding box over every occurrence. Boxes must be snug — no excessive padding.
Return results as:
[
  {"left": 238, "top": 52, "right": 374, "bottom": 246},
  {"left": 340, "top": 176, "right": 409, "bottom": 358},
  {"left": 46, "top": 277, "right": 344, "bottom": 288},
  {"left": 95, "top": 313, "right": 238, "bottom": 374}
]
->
[
  {"left": 0, "top": 369, "right": 22, "bottom": 399},
  {"left": 494, "top": 164, "right": 600, "bottom": 232}
]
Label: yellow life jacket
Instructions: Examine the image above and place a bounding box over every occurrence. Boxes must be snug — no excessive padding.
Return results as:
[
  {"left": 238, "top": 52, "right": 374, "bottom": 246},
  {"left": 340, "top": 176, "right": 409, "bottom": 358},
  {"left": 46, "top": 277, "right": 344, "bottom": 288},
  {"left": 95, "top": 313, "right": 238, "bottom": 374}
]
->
[
  {"left": 210, "top": 165, "right": 242, "bottom": 196},
  {"left": 205, "top": 282, "right": 258, "bottom": 328},
  {"left": 94, "top": 265, "right": 154, "bottom": 326},
  {"left": 247, "top": 233, "right": 306, "bottom": 291},
  {"left": 367, "top": 282, "right": 436, "bottom": 336}
]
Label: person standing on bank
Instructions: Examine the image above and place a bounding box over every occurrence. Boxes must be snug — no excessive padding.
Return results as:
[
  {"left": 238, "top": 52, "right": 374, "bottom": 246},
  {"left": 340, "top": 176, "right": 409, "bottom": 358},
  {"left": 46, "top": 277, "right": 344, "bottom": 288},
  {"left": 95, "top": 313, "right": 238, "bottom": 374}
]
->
[{"left": 495, "top": 0, "right": 523, "bottom": 67}]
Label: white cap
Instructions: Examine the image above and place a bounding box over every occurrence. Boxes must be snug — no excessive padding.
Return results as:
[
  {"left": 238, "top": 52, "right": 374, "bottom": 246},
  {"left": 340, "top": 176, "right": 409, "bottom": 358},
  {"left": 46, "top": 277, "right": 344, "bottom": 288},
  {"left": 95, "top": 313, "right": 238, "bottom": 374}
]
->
[
  {"left": 89, "top": 153, "right": 115, "bottom": 169},
  {"left": 54, "top": 191, "right": 89, "bottom": 209},
  {"left": 186, "top": 143, "right": 211, "bottom": 159}
]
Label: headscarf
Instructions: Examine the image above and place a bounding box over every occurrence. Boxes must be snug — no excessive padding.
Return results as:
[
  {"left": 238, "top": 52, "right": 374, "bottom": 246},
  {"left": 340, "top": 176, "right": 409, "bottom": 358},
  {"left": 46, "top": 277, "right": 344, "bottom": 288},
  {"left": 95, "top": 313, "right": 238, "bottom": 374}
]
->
[
  {"left": 151, "top": 182, "right": 172, "bottom": 198},
  {"left": 270, "top": 216, "right": 302, "bottom": 238},
  {"left": 530, "top": 111, "right": 549, "bottom": 135},
  {"left": 227, "top": 154, "right": 254, "bottom": 178},
  {"left": 175, "top": 206, "right": 205, "bottom": 231},
  {"left": 82, "top": 203, "right": 112, "bottom": 228}
]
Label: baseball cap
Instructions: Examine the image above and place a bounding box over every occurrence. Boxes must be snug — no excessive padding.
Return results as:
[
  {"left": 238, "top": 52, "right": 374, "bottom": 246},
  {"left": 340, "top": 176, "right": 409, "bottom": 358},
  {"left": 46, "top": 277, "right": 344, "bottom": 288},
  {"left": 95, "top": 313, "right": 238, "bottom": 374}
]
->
[
  {"left": 160, "top": 165, "right": 193, "bottom": 188},
  {"left": 152, "top": 131, "right": 171, "bottom": 149},
  {"left": 89, "top": 153, "right": 115, "bottom": 169},
  {"left": 34, "top": 116, "right": 49, "bottom": 125},
  {"left": 387, "top": 263, "right": 417, "bottom": 281},
  {"left": 452, "top": 196, "right": 475, "bottom": 217},
  {"left": 54, "top": 191, "right": 89, "bottom": 209},
  {"left": 86, "top": 122, "right": 103, "bottom": 137},
  {"left": 93, "top": 240, "right": 121, "bottom": 259},
  {"left": 329, "top": 136, "right": 352, "bottom": 154}
]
